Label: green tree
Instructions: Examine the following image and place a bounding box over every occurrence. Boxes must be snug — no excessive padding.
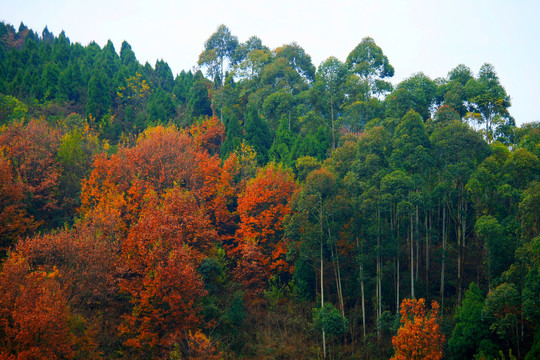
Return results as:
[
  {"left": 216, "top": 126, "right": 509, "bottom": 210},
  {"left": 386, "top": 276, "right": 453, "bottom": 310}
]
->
[
  {"left": 244, "top": 104, "right": 271, "bottom": 164},
  {"left": 313, "top": 57, "right": 348, "bottom": 148},
  {"left": 86, "top": 67, "right": 110, "bottom": 120},
  {"left": 465, "top": 63, "right": 512, "bottom": 143},
  {"left": 448, "top": 283, "right": 492, "bottom": 360},
  {"left": 188, "top": 71, "right": 213, "bottom": 119},
  {"left": 346, "top": 37, "right": 394, "bottom": 98},
  {"left": 269, "top": 117, "right": 296, "bottom": 167},
  {"left": 394, "top": 72, "right": 438, "bottom": 121},
  {"left": 274, "top": 42, "right": 316, "bottom": 83},
  {"left": 198, "top": 24, "right": 238, "bottom": 122},
  {"left": 198, "top": 24, "right": 238, "bottom": 87}
]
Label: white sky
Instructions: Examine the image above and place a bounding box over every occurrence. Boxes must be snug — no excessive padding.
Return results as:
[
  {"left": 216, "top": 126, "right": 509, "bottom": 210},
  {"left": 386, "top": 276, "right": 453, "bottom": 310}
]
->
[{"left": 2, "top": 0, "right": 539, "bottom": 125}]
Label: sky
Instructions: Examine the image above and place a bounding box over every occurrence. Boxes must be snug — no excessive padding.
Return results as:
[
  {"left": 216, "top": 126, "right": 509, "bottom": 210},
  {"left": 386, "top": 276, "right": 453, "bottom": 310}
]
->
[{"left": 2, "top": 0, "right": 539, "bottom": 125}]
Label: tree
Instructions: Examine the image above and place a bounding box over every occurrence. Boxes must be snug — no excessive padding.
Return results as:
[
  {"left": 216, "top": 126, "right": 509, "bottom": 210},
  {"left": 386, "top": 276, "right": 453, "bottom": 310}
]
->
[
  {"left": 448, "top": 282, "right": 492, "bottom": 360},
  {"left": 269, "top": 117, "right": 296, "bottom": 167},
  {"left": 86, "top": 66, "right": 111, "bottom": 120},
  {"left": 475, "top": 215, "right": 513, "bottom": 283},
  {"left": 314, "top": 57, "right": 348, "bottom": 148},
  {"left": 0, "top": 253, "right": 80, "bottom": 359},
  {"left": 232, "top": 35, "right": 269, "bottom": 65},
  {"left": 394, "top": 72, "right": 438, "bottom": 121},
  {"left": 391, "top": 298, "right": 445, "bottom": 360},
  {"left": 482, "top": 283, "right": 521, "bottom": 357},
  {"left": 119, "top": 188, "right": 212, "bottom": 358},
  {"left": 198, "top": 24, "right": 238, "bottom": 88},
  {"left": 56, "top": 127, "right": 101, "bottom": 222},
  {"left": 465, "top": 63, "right": 511, "bottom": 143},
  {"left": 188, "top": 71, "right": 213, "bottom": 119},
  {"left": 0, "top": 119, "right": 62, "bottom": 229},
  {"left": 274, "top": 42, "right": 316, "bottom": 83},
  {"left": 198, "top": 25, "right": 238, "bottom": 122},
  {"left": 287, "top": 167, "right": 345, "bottom": 358},
  {"left": 0, "top": 151, "right": 36, "bottom": 253},
  {"left": 346, "top": 37, "right": 394, "bottom": 98},
  {"left": 235, "top": 163, "right": 297, "bottom": 292},
  {"left": 244, "top": 104, "right": 272, "bottom": 164}
]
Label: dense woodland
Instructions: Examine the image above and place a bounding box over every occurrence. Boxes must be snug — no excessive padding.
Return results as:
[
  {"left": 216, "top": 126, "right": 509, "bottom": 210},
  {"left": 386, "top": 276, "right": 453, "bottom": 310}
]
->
[{"left": 0, "top": 22, "right": 539, "bottom": 359}]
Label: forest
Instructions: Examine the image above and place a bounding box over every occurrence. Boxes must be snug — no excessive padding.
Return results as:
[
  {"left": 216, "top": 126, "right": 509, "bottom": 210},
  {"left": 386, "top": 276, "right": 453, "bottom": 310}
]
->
[{"left": 0, "top": 21, "right": 538, "bottom": 359}]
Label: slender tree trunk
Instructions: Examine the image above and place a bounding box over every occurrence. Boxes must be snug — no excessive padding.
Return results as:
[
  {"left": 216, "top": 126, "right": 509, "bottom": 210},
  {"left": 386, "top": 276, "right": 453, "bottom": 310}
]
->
[
  {"left": 440, "top": 205, "right": 446, "bottom": 312},
  {"left": 356, "top": 237, "right": 366, "bottom": 339},
  {"left": 288, "top": 110, "right": 291, "bottom": 131},
  {"left": 457, "top": 197, "right": 462, "bottom": 306},
  {"left": 415, "top": 205, "right": 419, "bottom": 282},
  {"left": 321, "top": 240, "right": 326, "bottom": 359},
  {"left": 336, "top": 247, "right": 344, "bottom": 317},
  {"left": 461, "top": 200, "right": 467, "bottom": 305},
  {"left": 425, "top": 211, "right": 429, "bottom": 298},
  {"left": 220, "top": 56, "right": 224, "bottom": 123},
  {"left": 319, "top": 198, "right": 326, "bottom": 359},
  {"left": 330, "top": 235, "right": 344, "bottom": 317},
  {"left": 376, "top": 205, "right": 382, "bottom": 342},
  {"left": 330, "top": 101, "right": 335, "bottom": 149},
  {"left": 410, "top": 214, "right": 414, "bottom": 299},
  {"left": 396, "top": 215, "right": 400, "bottom": 314}
]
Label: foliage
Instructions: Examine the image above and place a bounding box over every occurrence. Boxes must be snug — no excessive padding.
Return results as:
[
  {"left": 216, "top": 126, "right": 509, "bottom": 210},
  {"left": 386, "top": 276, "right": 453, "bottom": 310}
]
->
[
  {"left": 391, "top": 298, "right": 445, "bottom": 360},
  {"left": 0, "top": 20, "right": 538, "bottom": 360}
]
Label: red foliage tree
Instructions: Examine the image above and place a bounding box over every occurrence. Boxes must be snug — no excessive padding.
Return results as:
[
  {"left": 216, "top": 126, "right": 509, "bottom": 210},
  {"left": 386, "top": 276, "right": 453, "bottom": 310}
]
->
[
  {"left": 0, "top": 253, "right": 78, "bottom": 359},
  {"left": 119, "top": 188, "right": 213, "bottom": 357},
  {"left": 16, "top": 220, "right": 121, "bottom": 317},
  {"left": 189, "top": 116, "right": 225, "bottom": 155},
  {"left": 234, "top": 164, "right": 297, "bottom": 296},
  {"left": 0, "top": 119, "right": 61, "bottom": 230},
  {"left": 80, "top": 125, "right": 200, "bottom": 228},
  {"left": 0, "top": 152, "right": 36, "bottom": 253},
  {"left": 391, "top": 298, "right": 445, "bottom": 360}
]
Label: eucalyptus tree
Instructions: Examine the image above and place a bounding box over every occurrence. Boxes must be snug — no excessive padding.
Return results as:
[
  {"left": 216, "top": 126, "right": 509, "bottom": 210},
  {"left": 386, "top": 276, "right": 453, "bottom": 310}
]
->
[
  {"left": 198, "top": 24, "right": 239, "bottom": 121},
  {"left": 346, "top": 37, "right": 394, "bottom": 99},
  {"left": 465, "top": 63, "right": 512, "bottom": 143},
  {"left": 390, "top": 110, "right": 432, "bottom": 300},
  {"left": 394, "top": 72, "right": 438, "bottom": 120},
  {"left": 431, "top": 120, "right": 489, "bottom": 305},
  {"left": 313, "top": 57, "right": 348, "bottom": 149},
  {"left": 349, "top": 125, "right": 393, "bottom": 339},
  {"left": 287, "top": 167, "right": 341, "bottom": 359}
]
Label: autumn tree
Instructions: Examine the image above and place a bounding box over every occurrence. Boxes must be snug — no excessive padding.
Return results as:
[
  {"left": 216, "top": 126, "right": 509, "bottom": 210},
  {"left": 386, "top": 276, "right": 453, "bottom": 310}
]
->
[
  {"left": 119, "top": 188, "right": 213, "bottom": 358},
  {"left": 0, "top": 253, "right": 81, "bottom": 359},
  {"left": 0, "top": 119, "right": 62, "bottom": 229},
  {"left": 80, "top": 125, "right": 200, "bottom": 229},
  {"left": 234, "top": 163, "right": 297, "bottom": 296},
  {"left": 391, "top": 298, "right": 445, "bottom": 360},
  {"left": 0, "top": 151, "right": 36, "bottom": 253}
]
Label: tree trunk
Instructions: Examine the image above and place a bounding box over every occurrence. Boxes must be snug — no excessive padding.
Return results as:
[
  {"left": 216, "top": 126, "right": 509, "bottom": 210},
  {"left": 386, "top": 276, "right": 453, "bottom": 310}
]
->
[
  {"left": 330, "top": 101, "right": 335, "bottom": 149},
  {"left": 416, "top": 205, "right": 420, "bottom": 282},
  {"left": 376, "top": 205, "right": 382, "bottom": 342},
  {"left": 319, "top": 198, "right": 326, "bottom": 359},
  {"left": 440, "top": 205, "right": 446, "bottom": 312},
  {"left": 356, "top": 237, "right": 366, "bottom": 339},
  {"left": 425, "top": 211, "right": 430, "bottom": 298},
  {"left": 330, "top": 235, "right": 344, "bottom": 317},
  {"left": 457, "top": 197, "right": 462, "bottom": 306},
  {"left": 410, "top": 213, "right": 414, "bottom": 299},
  {"left": 396, "top": 214, "right": 400, "bottom": 314}
]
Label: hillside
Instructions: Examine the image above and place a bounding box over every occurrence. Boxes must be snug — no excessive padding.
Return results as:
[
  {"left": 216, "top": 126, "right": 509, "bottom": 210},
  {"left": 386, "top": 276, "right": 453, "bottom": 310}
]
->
[{"left": 0, "top": 21, "right": 539, "bottom": 359}]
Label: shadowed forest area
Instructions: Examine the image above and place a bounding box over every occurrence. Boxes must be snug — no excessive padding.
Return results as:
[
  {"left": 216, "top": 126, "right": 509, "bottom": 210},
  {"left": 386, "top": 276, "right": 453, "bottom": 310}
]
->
[{"left": 0, "top": 22, "right": 539, "bottom": 359}]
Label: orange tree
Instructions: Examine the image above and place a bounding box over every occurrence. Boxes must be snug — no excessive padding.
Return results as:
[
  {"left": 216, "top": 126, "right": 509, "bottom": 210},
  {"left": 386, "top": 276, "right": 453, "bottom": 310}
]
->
[
  {"left": 234, "top": 163, "right": 297, "bottom": 298},
  {"left": 391, "top": 298, "right": 445, "bottom": 360}
]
